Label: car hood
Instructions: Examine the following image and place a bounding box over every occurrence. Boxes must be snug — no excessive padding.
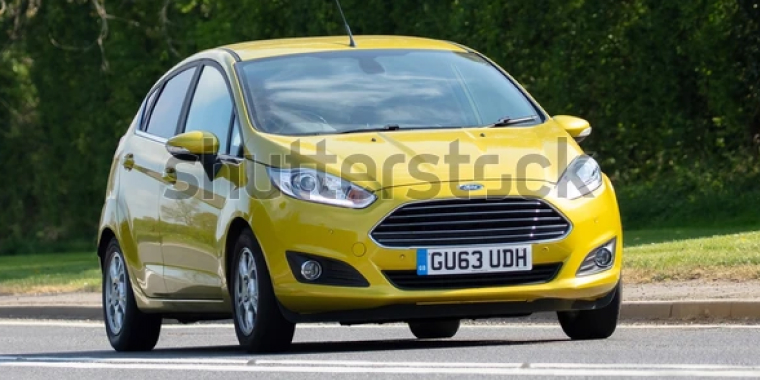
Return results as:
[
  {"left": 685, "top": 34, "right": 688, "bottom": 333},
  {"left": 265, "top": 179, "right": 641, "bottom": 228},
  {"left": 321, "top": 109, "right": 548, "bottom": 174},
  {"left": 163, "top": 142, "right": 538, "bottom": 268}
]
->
[{"left": 249, "top": 120, "right": 583, "bottom": 192}]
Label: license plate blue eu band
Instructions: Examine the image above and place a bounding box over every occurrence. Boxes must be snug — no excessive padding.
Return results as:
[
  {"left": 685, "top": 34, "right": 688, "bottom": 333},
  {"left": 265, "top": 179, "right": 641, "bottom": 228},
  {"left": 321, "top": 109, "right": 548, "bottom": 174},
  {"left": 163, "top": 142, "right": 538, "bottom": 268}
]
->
[{"left": 416, "top": 248, "right": 429, "bottom": 275}]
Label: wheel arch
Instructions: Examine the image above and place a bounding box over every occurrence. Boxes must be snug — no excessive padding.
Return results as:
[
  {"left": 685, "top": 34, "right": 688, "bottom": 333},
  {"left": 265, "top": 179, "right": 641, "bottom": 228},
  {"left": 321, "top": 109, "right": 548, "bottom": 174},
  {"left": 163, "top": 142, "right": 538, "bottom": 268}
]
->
[
  {"left": 224, "top": 217, "right": 253, "bottom": 290},
  {"left": 97, "top": 227, "right": 117, "bottom": 271}
]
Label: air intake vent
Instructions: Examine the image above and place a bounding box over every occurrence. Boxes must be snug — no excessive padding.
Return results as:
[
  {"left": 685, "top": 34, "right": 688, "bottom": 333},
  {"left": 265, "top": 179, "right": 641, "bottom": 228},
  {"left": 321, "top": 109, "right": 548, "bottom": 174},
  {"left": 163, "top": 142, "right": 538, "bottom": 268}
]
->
[
  {"left": 370, "top": 198, "right": 571, "bottom": 248},
  {"left": 384, "top": 263, "right": 562, "bottom": 290}
]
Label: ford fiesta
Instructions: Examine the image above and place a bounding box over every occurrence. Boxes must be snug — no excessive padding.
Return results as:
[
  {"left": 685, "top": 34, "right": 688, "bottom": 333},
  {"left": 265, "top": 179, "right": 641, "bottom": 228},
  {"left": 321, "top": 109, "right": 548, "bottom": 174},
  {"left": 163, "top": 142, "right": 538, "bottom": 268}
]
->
[{"left": 97, "top": 35, "right": 622, "bottom": 353}]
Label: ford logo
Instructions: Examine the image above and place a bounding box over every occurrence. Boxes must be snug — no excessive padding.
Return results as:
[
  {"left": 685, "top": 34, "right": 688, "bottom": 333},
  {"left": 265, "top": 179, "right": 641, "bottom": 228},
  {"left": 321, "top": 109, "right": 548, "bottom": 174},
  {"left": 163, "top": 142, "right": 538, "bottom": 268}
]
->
[{"left": 459, "top": 183, "right": 484, "bottom": 191}]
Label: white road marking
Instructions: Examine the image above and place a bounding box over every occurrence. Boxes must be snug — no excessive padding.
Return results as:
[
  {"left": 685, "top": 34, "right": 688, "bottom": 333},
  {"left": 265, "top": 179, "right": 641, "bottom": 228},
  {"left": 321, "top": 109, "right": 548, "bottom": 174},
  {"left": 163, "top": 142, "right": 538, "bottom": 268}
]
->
[
  {"left": 2, "top": 356, "right": 757, "bottom": 371},
  {"left": 256, "top": 359, "right": 760, "bottom": 370},
  {"left": 0, "top": 356, "right": 250, "bottom": 365},
  {"left": 2, "top": 358, "right": 760, "bottom": 377},
  {"left": 256, "top": 359, "right": 525, "bottom": 368},
  {"left": 0, "top": 319, "right": 758, "bottom": 329}
]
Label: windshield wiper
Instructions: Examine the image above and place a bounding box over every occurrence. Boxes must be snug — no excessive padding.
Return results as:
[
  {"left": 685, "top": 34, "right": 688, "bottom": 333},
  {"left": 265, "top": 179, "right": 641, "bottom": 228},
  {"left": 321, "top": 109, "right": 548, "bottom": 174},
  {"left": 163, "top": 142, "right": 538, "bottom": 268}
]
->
[
  {"left": 338, "top": 124, "right": 402, "bottom": 134},
  {"left": 489, "top": 115, "right": 538, "bottom": 127}
]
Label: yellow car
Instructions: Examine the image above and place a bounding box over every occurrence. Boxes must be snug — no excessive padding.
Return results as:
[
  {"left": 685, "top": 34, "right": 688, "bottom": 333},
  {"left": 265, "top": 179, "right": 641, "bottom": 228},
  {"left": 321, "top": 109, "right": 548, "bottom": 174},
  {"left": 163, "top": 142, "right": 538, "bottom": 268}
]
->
[{"left": 98, "top": 35, "right": 622, "bottom": 353}]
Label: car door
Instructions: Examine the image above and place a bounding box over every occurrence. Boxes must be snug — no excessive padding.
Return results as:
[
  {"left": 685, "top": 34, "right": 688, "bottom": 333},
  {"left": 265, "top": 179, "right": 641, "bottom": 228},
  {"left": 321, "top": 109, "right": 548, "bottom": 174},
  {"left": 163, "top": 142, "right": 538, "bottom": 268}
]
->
[
  {"left": 120, "top": 66, "right": 198, "bottom": 298},
  {"left": 159, "top": 62, "right": 243, "bottom": 300}
]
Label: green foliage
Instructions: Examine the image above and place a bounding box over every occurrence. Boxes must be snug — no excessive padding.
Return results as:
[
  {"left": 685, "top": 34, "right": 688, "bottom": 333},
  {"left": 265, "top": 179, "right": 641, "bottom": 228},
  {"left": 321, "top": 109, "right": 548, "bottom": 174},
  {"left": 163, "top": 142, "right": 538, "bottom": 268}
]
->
[
  {"left": 618, "top": 173, "right": 760, "bottom": 230},
  {"left": 1, "top": 0, "right": 759, "bottom": 254}
]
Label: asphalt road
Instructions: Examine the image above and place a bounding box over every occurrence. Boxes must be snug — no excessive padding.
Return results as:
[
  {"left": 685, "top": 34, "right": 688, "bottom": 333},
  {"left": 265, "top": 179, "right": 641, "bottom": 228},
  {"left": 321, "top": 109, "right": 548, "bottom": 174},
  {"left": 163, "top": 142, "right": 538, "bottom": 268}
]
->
[{"left": 1, "top": 320, "right": 760, "bottom": 379}]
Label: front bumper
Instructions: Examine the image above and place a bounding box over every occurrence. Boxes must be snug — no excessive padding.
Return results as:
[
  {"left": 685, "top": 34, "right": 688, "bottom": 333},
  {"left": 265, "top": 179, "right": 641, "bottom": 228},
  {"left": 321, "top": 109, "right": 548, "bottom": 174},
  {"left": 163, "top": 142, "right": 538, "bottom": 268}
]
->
[
  {"left": 250, "top": 176, "right": 623, "bottom": 319},
  {"left": 279, "top": 282, "right": 620, "bottom": 324}
]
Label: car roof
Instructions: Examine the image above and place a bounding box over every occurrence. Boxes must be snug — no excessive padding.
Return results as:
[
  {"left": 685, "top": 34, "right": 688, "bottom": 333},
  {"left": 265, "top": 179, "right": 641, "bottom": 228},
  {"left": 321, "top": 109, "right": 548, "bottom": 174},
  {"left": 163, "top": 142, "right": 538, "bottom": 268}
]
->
[{"left": 221, "top": 35, "right": 468, "bottom": 61}]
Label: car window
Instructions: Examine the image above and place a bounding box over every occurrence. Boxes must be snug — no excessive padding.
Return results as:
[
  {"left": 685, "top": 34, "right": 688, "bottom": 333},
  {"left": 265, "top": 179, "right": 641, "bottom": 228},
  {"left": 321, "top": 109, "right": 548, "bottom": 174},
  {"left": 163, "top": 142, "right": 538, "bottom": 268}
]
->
[
  {"left": 453, "top": 57, "right": 537, "bottom": 125},
  {"left": 229, "top": 116, "right": 243, "bottom": 157},
  {"left": 184, "top": 65, "right": 234, "bottom": 154},
  {"left": 140, "top": 90, "right": 158, "bottom": 130},
  {"left": 239, "top": 49, "right": 541, "bottom": 135},
  {"left": 145, "top": 67, "right": 196, "bottom": 139}
]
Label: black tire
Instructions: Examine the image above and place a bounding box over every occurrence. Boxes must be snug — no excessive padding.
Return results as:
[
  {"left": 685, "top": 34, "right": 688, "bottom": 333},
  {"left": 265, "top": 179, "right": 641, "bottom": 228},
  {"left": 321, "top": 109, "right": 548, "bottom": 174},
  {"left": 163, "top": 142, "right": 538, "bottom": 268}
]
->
[
  {"left": 102, "top": 238, "right": 162, "bottom": 351},
  {"left": 408, "top": 319, "right": 460, "bottom": 339},
  {"left": 230, "top": 230, "right": 295, "bottom": 353},
  {"left": 557, "top": 282, "right": 621, "bottom": 340}
]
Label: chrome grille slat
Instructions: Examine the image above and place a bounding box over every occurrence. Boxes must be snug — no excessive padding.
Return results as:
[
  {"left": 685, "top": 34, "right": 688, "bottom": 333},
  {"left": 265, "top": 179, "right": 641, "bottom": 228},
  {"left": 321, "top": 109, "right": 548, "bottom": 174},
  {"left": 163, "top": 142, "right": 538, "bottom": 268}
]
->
[
  {"left": 370, "top": 198, "right": 571, "bottom": 248},
  {"left": 371, "top": 224, "right": 569, "bottom": 236},
  {"left": 378, "top": 231, "right": 564, "bottom": 244},
  {"left": 386, "top": 209, "right": 554, "bottom": 219},
  {"left": 406, "top": 201, "right": 543, "bottom": 210},
  {"left": 379, "top": 216, "right": 563, "bottom": 228}
]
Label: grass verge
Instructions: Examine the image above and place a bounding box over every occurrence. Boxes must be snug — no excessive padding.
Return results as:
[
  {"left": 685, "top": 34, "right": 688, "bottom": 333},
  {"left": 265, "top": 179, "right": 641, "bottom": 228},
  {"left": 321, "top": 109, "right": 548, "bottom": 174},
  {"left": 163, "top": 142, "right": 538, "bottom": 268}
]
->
[
  {"left": 624, "top": 229, "right": 760, "bottom": 283},
  {"left": 0, "top": 252, "right": 100, "bottom": 295},
  {"left": 0, "top": 227, "right": 758, "bottom": 294}
]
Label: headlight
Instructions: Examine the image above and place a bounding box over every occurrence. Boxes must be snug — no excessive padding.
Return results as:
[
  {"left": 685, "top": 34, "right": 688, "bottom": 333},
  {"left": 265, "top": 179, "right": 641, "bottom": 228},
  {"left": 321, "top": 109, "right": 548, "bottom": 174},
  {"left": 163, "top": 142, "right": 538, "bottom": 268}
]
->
[
  {"left": 267, "top": 167, "right": 376, "bottom": 209},
  {"left": 557, "top": 155, "right": 603, "bottom": 199}
]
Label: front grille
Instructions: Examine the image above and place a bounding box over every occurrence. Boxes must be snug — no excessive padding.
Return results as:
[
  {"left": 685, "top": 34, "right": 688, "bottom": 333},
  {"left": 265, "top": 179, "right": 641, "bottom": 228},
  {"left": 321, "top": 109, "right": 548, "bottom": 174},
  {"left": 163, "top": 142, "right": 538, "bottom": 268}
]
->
[
  {"left": 370, "top": 198, "right": 571, "bottom": 248},
  {"left": 384, "top": 263, "right": 562, "bottom": 290}
]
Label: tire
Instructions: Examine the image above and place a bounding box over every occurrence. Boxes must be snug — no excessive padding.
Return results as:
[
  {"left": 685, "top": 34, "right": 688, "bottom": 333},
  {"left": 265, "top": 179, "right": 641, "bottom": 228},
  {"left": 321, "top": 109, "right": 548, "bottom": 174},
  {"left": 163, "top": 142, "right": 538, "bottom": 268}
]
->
[
  {"left": 408, "top": 319, "right": 460, "bottom": 339},
  {"left": 102, "top": 238, "right": 162, "bottom": 351},
  {"left": 230, "top": 230, "right": 295, "bottom": 353},
  {"left": 557, "top": 282, "right": 621, "bottom": 340}
]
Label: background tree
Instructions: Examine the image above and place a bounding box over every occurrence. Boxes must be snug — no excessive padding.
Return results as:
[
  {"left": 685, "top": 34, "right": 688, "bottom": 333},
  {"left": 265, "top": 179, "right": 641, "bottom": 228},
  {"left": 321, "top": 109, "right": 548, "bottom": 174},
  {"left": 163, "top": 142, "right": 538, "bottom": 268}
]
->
[{"left": 1, "top": 0, "right": 759, "bottom": 254}]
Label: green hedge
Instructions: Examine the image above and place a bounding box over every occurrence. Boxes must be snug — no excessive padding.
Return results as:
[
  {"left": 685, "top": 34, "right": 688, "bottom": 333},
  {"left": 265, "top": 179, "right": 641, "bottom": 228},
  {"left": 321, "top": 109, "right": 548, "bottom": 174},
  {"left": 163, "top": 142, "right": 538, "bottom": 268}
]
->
[{"left": 1, "top": 0, "right": 759, "bottom": 253}]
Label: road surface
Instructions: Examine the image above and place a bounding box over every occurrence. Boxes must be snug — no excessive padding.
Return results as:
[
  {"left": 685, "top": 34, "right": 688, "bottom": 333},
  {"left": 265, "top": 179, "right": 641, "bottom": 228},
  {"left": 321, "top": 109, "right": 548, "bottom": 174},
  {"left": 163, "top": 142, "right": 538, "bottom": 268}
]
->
[{"left": 1, "top": 319, "right": 759, "bottom": 379}]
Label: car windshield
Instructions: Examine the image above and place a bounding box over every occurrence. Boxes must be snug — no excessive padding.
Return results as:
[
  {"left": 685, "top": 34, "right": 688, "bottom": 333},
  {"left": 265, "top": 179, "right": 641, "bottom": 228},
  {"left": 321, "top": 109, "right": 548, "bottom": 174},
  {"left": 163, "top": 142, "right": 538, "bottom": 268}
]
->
[{"left": 239, "top": 49, "right": 542, "bottom": 135}]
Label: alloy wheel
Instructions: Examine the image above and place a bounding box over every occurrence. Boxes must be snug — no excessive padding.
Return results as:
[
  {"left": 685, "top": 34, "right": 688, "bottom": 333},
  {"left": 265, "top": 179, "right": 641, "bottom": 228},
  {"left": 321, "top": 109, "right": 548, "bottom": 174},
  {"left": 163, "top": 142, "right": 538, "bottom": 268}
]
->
[
  {"left": 235, "top": 247, "right": 259, "bottom": 335},
  {"left": 105, "top": 253, "right": 127, "bottom": 334}
]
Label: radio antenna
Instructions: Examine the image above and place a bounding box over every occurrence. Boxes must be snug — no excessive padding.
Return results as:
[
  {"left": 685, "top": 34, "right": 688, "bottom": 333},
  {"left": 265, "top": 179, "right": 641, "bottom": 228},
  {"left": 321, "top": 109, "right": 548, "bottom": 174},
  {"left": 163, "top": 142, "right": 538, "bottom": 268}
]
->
[{"left": 334, "top": 0, "right": 356, "bottom": 47}]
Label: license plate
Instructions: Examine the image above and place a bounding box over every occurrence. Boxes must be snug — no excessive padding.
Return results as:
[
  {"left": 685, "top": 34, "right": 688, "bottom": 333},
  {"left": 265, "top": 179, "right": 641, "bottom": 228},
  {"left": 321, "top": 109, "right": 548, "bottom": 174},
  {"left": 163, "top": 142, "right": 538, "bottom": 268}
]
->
[{"left": 416, "top": 245, "right": 532, "bottom": 275}]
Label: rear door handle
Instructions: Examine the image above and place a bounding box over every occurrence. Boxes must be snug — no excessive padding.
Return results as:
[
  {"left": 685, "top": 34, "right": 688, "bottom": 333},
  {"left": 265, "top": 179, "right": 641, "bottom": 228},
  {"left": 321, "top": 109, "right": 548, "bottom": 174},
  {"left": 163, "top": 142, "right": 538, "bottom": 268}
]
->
[
  {"left": 163, "top": 167, "right": 177, "bottom": 184},
  {"left": 123, "top": 153, "right": 135, "bottom": 170}
]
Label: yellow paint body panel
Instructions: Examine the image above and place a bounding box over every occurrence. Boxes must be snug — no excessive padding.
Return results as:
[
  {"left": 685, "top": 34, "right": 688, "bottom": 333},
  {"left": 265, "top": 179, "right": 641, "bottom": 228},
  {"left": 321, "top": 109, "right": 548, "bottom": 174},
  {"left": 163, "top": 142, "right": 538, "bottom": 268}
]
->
[
  {"left": 257, "top": 175, "right": 621, "bottom": 314},
  {"left": 98, "top": 35, "right": 622, "bottom": 319},
  {"left": 166, "top": 131, "right": 220, "bottom": 155},
  {"left": 224, "top": 35, "right": 467, "bottom": 61}
]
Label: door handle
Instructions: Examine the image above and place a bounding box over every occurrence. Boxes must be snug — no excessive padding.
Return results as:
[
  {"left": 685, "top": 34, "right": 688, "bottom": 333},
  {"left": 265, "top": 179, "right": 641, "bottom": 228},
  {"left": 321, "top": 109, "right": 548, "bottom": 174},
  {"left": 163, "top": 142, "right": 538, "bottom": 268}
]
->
[
  {"left": 163, "top": 167, "right": 177, "bottom": 184},
  {"left": 123, "top": 153, "right": 135, "bottom": 171}
]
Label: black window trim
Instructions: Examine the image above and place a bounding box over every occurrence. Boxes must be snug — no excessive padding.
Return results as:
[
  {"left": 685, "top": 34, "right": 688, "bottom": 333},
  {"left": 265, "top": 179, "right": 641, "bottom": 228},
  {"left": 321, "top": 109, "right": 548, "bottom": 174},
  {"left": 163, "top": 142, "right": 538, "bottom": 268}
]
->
[
  {"left": 226, "top": 112, "right": 236, "bottom": 156},
  {"left": 139, "top": 88, "right": 160, "bottom": 132},
  {"left": 176, "top": 66, "right": 204, "bottom": 137}
]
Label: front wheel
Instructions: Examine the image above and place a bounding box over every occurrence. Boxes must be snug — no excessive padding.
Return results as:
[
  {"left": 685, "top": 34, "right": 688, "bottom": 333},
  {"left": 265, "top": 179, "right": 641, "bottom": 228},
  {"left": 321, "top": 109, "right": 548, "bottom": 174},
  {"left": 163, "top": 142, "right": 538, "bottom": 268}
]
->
[
  {"left": 557, "top": 282, "right": 621, "bottom": 340},
  {"left": 230, "top": 230, "right": 295, "bottom": 352},
  {"left": 408, "top": 319, "right": 460, "bottom": 339},
  {"left": 102, "top": 238, "right": 162, "bottom": 351}
]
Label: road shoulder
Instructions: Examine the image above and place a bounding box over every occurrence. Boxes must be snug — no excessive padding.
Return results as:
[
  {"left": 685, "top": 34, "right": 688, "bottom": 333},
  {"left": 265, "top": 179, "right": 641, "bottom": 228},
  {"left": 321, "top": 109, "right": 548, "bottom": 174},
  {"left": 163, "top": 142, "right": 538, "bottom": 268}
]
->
[{"left": 3, "top": 280, "right": 760, "bottom": 321}]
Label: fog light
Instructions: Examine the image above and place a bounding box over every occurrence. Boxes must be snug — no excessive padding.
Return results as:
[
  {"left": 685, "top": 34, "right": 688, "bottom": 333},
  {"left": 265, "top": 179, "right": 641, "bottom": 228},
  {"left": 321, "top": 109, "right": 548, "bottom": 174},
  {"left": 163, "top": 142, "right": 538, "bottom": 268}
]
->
[
  {"left": 300, "top": 260, "right": 322, "bottom": 281},
  {"left": 594, "top": 248, "right": 613, "bottom": 267},
  {"left": 576, "top": 238, "right": 617, "bottom": 276}
]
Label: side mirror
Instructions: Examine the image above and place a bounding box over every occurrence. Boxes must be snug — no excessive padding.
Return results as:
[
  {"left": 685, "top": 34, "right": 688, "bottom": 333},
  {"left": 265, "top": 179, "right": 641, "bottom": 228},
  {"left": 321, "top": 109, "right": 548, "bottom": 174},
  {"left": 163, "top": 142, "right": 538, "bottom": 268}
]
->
[
  {"left": 553, "top": 115, "right": 591, "bottom": 143},
  {"left": 165, "top": 131, "right": 220, "bottom": 160}
]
